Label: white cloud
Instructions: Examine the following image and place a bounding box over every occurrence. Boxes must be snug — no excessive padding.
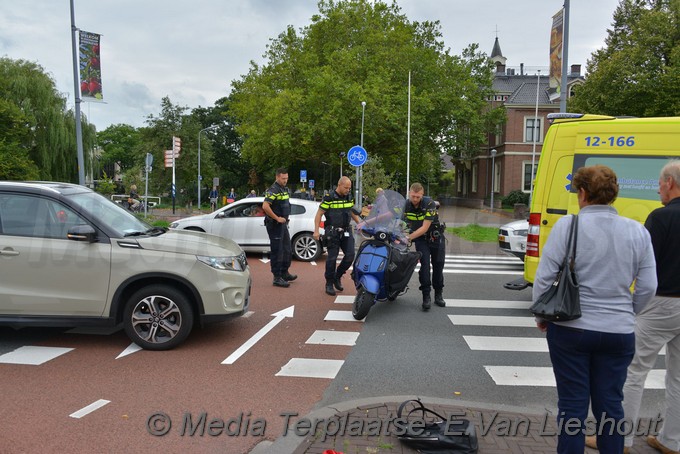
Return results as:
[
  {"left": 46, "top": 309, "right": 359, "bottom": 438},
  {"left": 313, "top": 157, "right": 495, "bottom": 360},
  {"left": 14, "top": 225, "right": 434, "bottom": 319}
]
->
[{"left": 0, "top": 0, "right": 620, "bottom": 130}]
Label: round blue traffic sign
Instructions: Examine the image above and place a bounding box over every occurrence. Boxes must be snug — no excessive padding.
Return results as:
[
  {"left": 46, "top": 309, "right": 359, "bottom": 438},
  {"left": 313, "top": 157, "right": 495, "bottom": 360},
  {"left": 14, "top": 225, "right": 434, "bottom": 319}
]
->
[{"left": 347, "top": 145, "right": 367, "bottom": 167}]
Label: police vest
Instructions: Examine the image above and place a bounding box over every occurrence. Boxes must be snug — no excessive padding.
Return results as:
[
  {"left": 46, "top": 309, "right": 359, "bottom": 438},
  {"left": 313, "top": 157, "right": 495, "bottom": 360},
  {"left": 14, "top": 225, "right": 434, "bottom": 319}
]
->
[
  {"left": 320, "top": 191, "right": 355, "bottom": 228},
  {"left": 404, "top": 196, "right": 439, "bottom": 232},
  {"left": 264, "top": 182, "right": 291, "bottom": 218}
]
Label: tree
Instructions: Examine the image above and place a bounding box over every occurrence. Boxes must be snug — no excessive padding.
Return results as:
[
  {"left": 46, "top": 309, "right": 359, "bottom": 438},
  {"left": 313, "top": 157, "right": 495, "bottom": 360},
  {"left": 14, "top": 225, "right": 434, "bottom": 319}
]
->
[
  {"left": 0, "top": 57, "right": 96, "bottom": 181},
  {"left": 192, "top": 98, "right": 249, "bottom": 194},
  {"left": 569, "top": 0, "right": 680, "bottom": 116},
  {"left": 229, "top": 0, "right": 503, "bottom": 182},
  {"left": 0, "top": 98, "right": 39, "bottom": 180},
  {"left": 97, "top": 124, "right": 142, "bottom": 173}
]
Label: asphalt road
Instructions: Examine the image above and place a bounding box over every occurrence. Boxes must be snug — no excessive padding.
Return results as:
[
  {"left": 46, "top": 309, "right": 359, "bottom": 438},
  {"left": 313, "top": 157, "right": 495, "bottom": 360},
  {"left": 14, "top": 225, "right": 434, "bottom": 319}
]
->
[{"left": 0, "top": 246, "right": 667, "bottom": 453}]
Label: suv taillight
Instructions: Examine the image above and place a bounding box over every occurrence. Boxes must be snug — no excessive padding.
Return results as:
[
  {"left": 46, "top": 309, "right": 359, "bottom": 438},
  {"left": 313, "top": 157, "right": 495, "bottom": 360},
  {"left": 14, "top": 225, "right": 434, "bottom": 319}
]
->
[{"left": 526, "top": 213, "right": 541, "bottom": 257}]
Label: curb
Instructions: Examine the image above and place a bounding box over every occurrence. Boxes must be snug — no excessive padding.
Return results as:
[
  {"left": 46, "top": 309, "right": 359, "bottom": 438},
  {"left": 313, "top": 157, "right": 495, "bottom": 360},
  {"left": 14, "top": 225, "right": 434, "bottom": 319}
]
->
[{"left": 257, "top": 395, "right": 558, "bottom": 454}]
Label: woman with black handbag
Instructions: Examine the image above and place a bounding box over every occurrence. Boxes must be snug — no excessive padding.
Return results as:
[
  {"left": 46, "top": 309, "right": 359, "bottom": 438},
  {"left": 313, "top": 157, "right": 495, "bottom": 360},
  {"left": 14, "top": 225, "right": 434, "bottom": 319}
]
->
[{"left": 533, "top": 165, "right": 657, "bottom": 454}]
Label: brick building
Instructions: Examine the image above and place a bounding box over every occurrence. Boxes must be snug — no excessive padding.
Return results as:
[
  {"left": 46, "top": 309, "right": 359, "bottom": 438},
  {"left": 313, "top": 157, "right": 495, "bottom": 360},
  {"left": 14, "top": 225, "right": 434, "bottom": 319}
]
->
[{"left": 449, "top": 37, "right": 584, "bottom": 208}]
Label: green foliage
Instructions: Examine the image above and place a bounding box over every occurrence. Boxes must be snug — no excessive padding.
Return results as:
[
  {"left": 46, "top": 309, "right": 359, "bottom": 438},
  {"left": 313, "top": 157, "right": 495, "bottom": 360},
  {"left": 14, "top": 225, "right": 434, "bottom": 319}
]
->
[
  {"left": 230, "top": 0, "right": 503, "bottom": 183},
  {"left": 95, "top": 171, "right": 116, "bottom": 196},
  {"left": 0, "top": 57, "right": 96, "bottom": 181},
  {"left": 447, "top": 224, "right": 498, "bottom": 242},
  {"left": 357, "top": 155, "right": 394, "bottom": 202},
  {"left": 569, "top": 0, "right": 680, "bottom": 116},
  {"left": 97, "top": 124, "right": 142, "bottom": 172},
  {"left": 502, "top": 189, "right": 529, "bottom": 207},
  {"left": 0, "top": 98, "right": 39, "bottom": 180}
]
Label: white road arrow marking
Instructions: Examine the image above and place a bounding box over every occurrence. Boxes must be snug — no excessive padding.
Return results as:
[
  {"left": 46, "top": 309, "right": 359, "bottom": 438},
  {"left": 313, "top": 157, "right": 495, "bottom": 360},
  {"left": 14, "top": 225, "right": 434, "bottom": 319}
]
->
[
  {"left": 222, "top": 306, "right": 295, "bottom": 365},
  {"left": 116, "top": 343, "right": 143, "bottom": 359}
]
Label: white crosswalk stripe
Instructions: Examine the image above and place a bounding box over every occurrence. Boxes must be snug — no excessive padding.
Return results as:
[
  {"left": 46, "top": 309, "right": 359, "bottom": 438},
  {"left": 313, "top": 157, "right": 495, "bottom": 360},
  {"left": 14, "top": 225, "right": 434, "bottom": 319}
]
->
[
  {"left": 448, "top": 298, "right": 666, "bottom": 389},
  {"left": 417, "top": 254, "right": 524, "bottom": 275},
  {"left": 333, "top": 254, "right": 523, "bottom": 275}
]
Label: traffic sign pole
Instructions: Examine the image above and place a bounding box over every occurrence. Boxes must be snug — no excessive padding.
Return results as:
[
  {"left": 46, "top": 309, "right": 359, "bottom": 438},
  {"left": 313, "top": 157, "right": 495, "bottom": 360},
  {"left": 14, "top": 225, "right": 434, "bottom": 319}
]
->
[{"left": 347, "top": 145, "right": 367, "bottom": 211}]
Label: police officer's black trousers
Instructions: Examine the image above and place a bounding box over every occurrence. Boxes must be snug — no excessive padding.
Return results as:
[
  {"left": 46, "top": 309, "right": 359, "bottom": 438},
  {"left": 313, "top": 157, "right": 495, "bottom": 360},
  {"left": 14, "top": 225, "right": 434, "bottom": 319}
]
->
[
  {"left": 325, "top": 232, "right": 355, "bottom": 281},
  {"left": 414, "top": 238, "right": 445, "bottom": 295},
  {"left": 266, "top": 221, "right": 291, "bottom": 277}
]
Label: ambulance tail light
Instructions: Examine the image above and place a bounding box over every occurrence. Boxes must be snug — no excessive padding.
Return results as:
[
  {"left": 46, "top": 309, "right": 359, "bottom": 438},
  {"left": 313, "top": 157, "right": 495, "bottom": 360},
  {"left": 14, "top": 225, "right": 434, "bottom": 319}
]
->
[{"left": 526, "top": 213, "right": 541, "bottom": 257}]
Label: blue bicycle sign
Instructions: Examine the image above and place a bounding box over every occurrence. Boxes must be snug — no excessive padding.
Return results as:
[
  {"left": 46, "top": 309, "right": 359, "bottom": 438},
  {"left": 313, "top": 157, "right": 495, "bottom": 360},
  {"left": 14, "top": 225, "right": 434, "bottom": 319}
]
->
[{"left": 347, "top": 145, "right": 367, "bottom": 167}]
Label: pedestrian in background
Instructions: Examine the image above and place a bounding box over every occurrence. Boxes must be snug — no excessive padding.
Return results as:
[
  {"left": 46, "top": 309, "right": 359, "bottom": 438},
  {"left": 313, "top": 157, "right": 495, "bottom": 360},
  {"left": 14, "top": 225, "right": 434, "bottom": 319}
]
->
[
  {"left": 209, "top": 186, "right": 219, "bottom": 211},
  {"left": 404, "top": 182, "right": 446, "bottom": 310},
  {"left": 313, "top": 176, "right": 361, "bottom": 296},
  {"left": 617, "top": 160, "right": 680, "bottom": 454},
  {"left": 262, "top": 168, "right": 297, "bottom": 288},
  {"left": 246, "top": 190, "right": 257, "bottom": 198},
  {"left": 534, "top": 165, "right": 656, "bottom": 454},
  {"left": 227, "top": 188, "right": 237, "bottom": 203}
]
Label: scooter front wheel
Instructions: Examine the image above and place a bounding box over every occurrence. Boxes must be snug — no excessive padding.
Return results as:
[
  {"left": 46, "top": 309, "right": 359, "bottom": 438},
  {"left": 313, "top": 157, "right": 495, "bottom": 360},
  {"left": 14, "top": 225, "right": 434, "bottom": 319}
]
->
[{"left": 352, "top": 286, "right": 375, "bottom": 320}]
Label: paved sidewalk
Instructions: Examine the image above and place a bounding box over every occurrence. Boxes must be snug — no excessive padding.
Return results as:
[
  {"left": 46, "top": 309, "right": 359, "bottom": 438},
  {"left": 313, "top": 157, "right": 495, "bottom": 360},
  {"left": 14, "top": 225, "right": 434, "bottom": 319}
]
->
[{"left": 254, "top": 396, "right": 660, "bottom": 454}]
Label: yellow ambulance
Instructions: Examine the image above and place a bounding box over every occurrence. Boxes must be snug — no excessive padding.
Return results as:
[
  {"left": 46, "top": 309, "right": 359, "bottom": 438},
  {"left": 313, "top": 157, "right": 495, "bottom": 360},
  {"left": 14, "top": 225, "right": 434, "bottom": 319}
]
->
[{"left": 523, "top": 113, "right": 680, "bottom": 285}]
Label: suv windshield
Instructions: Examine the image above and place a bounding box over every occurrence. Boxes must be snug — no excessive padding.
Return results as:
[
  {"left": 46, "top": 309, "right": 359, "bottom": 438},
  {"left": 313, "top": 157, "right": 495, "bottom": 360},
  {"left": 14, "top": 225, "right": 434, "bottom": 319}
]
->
[{"left": 68, "top": 191, "right": 151, "bottom": 237}]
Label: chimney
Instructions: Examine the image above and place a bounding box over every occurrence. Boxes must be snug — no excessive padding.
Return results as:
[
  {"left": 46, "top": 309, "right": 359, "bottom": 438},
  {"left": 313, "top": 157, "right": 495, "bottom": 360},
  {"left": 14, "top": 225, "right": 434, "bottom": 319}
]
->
[
  {"left": 520, "top": 63, "right": 524, "bottom": 75},
  {"left": 570, "top": 64, "right": 581, "bottom": 76}
]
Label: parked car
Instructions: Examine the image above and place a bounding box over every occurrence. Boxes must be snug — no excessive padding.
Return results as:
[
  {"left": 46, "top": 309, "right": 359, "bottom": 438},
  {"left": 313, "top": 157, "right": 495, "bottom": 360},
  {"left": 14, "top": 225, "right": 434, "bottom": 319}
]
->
[
  {"left": 169, "top": 197, "right": 324, "bottom": 261},
  {"left": 498, "top": 219, "right": 528, "bottom": 260},
  {"left": 0, "top": 181, "right": 250, "bottom": 350}
]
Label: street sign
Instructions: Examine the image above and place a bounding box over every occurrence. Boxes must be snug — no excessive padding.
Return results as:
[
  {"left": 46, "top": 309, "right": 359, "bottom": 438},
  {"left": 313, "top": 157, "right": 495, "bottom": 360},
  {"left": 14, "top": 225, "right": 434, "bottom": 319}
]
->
[
  {"left": 213, "top": 177, "right": 219, "bottom": 187},
  {"left": 309, "top": 179, "right": 315, "bottom": 188},
  {"left": 300, "top": 170, "right": 307, "bottom": 183},
  {"left": 164, "top": 150, "right": 175, "bottom": 168},
  {"left": 145, "top": 153, "right": 154, "bottom": 168},
  {"left": 347, "top": 145, "right": 367, "bottom": 167}
]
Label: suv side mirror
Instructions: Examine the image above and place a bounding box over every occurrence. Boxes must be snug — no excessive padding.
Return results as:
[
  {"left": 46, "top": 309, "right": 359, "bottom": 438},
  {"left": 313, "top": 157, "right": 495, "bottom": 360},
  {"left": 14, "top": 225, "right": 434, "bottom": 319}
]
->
[{"left": 67, "top": 224, "right": 97, "bottom": 243}]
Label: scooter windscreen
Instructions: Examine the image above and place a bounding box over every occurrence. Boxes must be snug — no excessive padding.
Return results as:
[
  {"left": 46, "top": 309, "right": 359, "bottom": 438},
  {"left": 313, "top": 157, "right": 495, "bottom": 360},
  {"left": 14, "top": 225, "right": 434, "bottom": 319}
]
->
[{"left": 360, "top": 189, "right": 409, "bottom": 248}]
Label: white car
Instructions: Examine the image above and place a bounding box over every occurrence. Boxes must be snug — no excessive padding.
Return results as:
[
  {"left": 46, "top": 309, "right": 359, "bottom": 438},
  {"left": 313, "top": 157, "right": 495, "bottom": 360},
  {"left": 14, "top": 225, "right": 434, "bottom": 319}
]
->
[
  {"left": 169, "top": 197, "right": 324, "bottom": 261},
  {"left": 498, "top": 219, "right": 528, "bottom": 260}
]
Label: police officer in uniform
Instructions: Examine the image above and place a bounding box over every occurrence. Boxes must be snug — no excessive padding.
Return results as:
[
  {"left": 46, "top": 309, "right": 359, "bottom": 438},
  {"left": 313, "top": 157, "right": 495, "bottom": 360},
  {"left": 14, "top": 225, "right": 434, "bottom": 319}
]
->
[
  {"left": 313, "top": 176, "right": 361, "bottom": 296},
  {"left": 262, "top": 168, "right": 297, "bottom": 287},
  {"left": 404, "top": 182, "right": 446, "bottom": 310}
]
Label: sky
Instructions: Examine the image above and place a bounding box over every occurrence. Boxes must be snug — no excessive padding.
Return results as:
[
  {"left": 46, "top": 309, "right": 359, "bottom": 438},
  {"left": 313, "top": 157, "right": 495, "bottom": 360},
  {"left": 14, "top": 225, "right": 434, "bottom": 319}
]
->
[{"left": 0, "top": 0, "right": 621, "bottom": 131}]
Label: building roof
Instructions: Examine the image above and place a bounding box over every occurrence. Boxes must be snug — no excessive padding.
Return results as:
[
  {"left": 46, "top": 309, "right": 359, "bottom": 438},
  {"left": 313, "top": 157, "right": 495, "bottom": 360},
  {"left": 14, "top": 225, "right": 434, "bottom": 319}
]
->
[
  {"left": 493, "top": 74, "right": 583, "bottom": 106},
  {"left": 490, "top": 37, "right": 503, "bottom": 59}
]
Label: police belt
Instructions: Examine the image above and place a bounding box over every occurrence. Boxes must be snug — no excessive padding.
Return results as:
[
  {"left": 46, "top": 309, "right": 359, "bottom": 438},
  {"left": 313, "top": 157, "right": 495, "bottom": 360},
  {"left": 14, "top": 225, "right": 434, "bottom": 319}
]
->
[{"left": 326, "top": 225, "right": 348, "bottom": 235}]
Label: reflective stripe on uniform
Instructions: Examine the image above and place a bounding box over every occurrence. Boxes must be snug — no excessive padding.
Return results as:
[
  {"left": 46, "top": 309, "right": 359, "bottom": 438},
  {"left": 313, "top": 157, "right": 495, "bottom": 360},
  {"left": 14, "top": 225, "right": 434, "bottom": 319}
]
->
[{"left": 320, "top": 199, "right": 354, "bottom": 211}]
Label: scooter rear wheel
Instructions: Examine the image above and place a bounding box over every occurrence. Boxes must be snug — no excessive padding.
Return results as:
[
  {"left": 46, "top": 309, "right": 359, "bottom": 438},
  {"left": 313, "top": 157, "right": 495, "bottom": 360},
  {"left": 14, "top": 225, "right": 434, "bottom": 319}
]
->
[{"left": 352, "top": 286, "right": 375, "bottom": 320}]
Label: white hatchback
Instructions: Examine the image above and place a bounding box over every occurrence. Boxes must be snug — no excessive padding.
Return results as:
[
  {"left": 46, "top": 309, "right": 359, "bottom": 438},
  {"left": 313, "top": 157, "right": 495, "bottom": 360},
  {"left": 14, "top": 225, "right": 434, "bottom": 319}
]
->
[
  {"left": 498, "top": 219, "right": 528, "bottom": 261},
  {"left": 169, "top": 197, "right": 324, "bottom": 261}
]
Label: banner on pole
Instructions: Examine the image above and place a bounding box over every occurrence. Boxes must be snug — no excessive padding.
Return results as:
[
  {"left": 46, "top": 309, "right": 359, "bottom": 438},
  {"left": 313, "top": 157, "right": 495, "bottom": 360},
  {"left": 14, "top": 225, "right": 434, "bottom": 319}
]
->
[
  {"left": 548, "top": 9, "right": 564, "bottom": 101},
  {"left": 79, "top": 31, "right": 103, "bottom": 101}
]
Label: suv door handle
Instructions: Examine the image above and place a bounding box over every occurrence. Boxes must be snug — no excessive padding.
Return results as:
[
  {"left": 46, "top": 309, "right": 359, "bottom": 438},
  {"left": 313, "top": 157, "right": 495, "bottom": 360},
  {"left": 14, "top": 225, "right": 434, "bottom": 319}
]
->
[{"left": 0, "top": 248, "right": 19, "bottom": 256}]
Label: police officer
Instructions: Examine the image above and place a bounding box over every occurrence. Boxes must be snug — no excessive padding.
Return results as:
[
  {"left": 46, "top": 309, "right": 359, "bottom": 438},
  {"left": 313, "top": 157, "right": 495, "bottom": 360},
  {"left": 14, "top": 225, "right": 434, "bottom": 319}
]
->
[
  {"left": 404, "top": 182, "right": 446, "bottom": 310},
  {"left": 313, "top": 176, "right": 361, "bottom": 296},
  {"left": 262, "top": 167, "right": 297, "bottom": 287}
]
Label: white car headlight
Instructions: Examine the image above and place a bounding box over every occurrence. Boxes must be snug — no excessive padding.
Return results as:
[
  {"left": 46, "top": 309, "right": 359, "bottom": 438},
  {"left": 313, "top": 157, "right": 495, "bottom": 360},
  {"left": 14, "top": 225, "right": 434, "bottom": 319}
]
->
[
  {"left": 169, "top": 222, "right": 179, "bottom": 229},
  {"left": 197, "top": 255, "right": 245, "bottom": 271}
]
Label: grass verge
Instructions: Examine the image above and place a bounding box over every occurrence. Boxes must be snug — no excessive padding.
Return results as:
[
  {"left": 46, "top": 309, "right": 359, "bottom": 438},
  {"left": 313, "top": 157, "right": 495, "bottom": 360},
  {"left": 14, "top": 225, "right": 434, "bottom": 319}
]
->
[{"left": 446, "top": 224, "right": 498, "bottom": 242}]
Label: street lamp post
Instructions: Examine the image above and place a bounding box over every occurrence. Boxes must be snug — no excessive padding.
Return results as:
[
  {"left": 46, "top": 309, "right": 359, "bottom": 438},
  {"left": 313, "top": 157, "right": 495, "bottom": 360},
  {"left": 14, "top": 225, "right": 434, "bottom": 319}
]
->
[
  {"left": 490, "top": 148, "right": 497, "bottom": 212},
  {"left": 198, "top": 125, "right": 218, "bottom": 212},
  {"left": 358, "top": 101, "right": 366, "bottom": 209}
]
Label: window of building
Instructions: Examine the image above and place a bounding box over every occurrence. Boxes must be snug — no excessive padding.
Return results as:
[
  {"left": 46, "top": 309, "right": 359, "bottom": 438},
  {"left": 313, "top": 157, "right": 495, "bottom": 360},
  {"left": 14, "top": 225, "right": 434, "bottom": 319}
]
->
[
  {"left": 471, "top": 163, "right": 478, "bottom": 193},
  {"left": 523, "top": 161, "right": 538, "bottom": 192},
  {"left": 493, "top": 161, "right": 501, "bottom": 193},
  {"left": 525, "top": 117, "right": 542, "bottom": 143}
]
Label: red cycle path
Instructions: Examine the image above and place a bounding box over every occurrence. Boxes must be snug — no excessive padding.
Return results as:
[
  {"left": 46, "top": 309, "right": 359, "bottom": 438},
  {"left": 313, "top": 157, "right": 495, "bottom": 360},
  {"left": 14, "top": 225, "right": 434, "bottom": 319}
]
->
[{"left": 0, "top": 257, "right": 358, "bottom": 454}]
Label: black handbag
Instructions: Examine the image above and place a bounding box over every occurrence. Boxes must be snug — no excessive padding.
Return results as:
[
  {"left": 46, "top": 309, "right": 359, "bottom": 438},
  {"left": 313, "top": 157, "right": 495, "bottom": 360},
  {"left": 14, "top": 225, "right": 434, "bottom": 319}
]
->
[
  {"left": 396, "top": 399, "right": 478, "bottom": 454},
  {"left": 530, "top": 214, "right": 581, "bottom": 321}
]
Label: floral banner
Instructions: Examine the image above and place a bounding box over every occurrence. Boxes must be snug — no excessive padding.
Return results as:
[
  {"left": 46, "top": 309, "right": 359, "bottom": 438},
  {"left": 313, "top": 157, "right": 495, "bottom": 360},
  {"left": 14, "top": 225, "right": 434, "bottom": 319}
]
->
[
  {"left": 79, "top": 31, "right": 103, "bottom": 100},
  {"left": 549, "top": 9, "right": 564, "bottom": 99}
]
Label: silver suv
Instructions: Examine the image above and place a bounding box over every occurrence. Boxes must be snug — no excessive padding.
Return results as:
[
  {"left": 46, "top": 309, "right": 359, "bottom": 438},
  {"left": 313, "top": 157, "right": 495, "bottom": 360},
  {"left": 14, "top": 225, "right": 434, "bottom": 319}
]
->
[{"left": 0, "top": 182, "right": 250, "bottom": 350}]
